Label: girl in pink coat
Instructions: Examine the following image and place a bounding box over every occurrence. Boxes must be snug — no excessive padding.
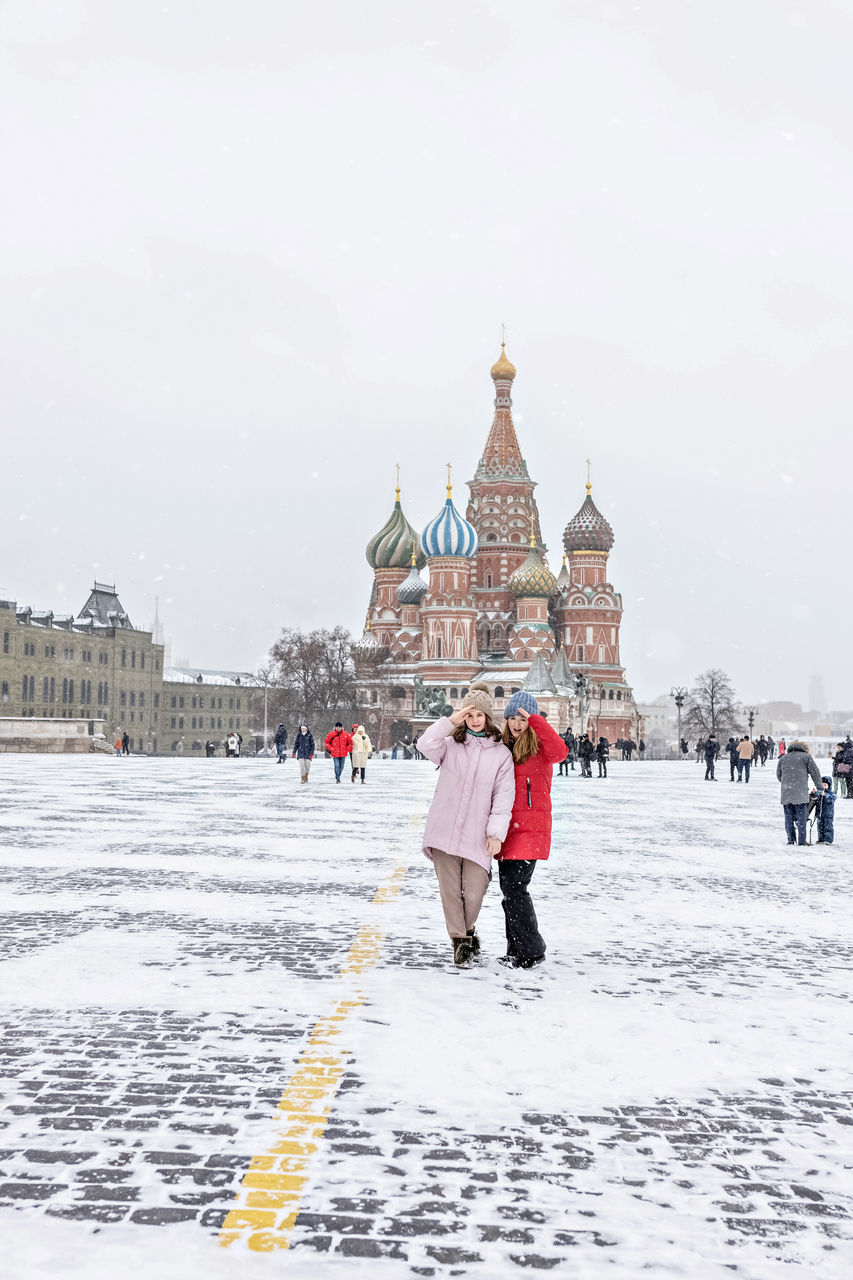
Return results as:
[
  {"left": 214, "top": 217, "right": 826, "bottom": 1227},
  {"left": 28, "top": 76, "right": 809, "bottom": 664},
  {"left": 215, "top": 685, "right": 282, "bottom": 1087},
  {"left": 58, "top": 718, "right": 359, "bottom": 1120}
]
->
[{"left": 419, "top": 683, "right": 515, "bottom": 967}]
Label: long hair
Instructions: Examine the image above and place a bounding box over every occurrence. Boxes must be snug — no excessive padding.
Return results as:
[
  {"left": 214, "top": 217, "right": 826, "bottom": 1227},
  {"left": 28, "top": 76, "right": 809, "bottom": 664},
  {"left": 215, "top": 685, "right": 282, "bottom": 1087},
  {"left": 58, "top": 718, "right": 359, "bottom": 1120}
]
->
[
  {"left": 502, "top": 720, "right": 540, "bottom": 764},
  {"left": 452, "top": 713, "right": 502, "bottom": 744}
]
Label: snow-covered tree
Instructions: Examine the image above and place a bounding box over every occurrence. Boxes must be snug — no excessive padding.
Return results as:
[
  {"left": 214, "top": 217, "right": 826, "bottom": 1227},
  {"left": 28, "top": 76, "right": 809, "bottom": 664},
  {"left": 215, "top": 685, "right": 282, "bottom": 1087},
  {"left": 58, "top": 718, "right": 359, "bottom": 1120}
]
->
[{"left": 683, "top": 668, "right": 741, "bottom": 739}]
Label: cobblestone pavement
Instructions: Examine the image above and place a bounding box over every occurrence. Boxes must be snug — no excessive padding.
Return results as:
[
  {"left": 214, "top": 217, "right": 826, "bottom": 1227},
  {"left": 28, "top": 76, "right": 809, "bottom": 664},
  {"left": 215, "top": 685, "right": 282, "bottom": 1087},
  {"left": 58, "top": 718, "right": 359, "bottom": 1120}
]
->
[{"left": 1, "top": 756, "right": 851, "bottom": 1279}]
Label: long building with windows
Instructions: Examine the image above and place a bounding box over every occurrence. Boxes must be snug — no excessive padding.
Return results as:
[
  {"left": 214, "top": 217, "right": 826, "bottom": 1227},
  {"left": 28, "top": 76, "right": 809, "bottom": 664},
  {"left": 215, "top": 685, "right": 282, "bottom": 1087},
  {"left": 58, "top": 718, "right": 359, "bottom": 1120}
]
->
[
  {"left": 360, "top": 345, "right": 639, "bottom": 745},
  {"left": 0, "top": 583, "right": 259, "bottom": 754}
]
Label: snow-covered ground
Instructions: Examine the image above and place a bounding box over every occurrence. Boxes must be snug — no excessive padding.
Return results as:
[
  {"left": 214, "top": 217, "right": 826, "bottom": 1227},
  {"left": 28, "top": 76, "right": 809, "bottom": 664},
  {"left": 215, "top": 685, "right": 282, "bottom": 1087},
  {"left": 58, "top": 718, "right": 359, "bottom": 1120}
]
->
[{"left": 1, "top": 754, "right": 851, "bottom": 1279}]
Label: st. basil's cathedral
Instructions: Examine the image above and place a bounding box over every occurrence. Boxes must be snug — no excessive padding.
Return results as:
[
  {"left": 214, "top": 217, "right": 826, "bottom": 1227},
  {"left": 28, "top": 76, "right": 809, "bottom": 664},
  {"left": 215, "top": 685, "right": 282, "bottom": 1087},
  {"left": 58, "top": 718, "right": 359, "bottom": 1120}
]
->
[{"left": 361, "top": 345, "right": 640, "bottom": 745}]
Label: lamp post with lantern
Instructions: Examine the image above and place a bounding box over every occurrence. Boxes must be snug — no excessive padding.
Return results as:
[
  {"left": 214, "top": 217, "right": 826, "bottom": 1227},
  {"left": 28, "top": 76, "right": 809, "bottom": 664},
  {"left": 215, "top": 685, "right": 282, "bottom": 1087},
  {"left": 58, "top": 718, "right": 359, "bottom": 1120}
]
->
[{"left": 671, "top": 686, "right": 688, "bottom": 759}]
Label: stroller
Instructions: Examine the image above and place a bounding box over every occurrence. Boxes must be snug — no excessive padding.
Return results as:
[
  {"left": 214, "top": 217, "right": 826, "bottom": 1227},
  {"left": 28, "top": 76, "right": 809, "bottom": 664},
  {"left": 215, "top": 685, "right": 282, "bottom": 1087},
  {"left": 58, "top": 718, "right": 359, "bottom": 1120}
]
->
[{"left": 806, "top": 792, "right": 820, "bottom": 846}]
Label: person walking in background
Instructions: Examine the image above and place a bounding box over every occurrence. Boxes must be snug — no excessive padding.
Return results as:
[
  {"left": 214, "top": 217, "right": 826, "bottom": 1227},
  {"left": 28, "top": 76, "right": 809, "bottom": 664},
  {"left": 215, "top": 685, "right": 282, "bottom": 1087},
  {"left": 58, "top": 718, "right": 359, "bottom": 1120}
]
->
[
  {"left": 680, "top": 738, "right": 689, "bottom": 760},
  {"left": 757, "top": 735, "right": 769, "bottom": 767},
  {"left": 498, "top": 692, "right": 568, "bottom": 969},
  {"left": 350, "top": 724, "right": 372, "bottom": 783},
  {"left": 324, "top": 721, "right": 352, "bottom": 784},
  {"left": 114, "top": 735, "right": 122, "bottom": 757},
  {"left": 736, "top": 736, "right": 755, "bottom": 783},
  {"left": 121, "top": 731, "right": 130, "bottom": 756},
  {"left": 596, "top": 736, "right": 609, "bottom": 778},
  {"left": 695, "top": 739, "right": 704, "bottom": 763},
  {"left": 557, "top": 729, "right": 573, "bottom": 777},
  {"left": 814, "top": 778, "right": 836, "bottom": 844},
  {"left": 704, "top": 735, "right": 718, "bottom": 780},
  {"left": 838, "top": 739, "right": 853, "bottom": 800},
  {"left": 725, "top": 736, "right": 738, "bottom": 781},
  {"left": 638, "top": 739, "right": 646, "bottom": 760},
  {"left": 777, "top": 740, "right": 822, "bottom": 845},
  {"left": 418, "top": 684, "right": 514, "bottom": 968},
  {"left": 578, "top": 733, "right": 594, "bottom": 778},
  {"left": 292, "top": 723, "right": 315, "bottom": 783},
  {"left": 274, "top": 722, "right": 288, "bottom": 763},
  {"left": 832, "top": 743, "right": 848, "bottom": 798},
  {"left": 778, "top": 738, "right": 787, "bottom": 757},
  {"left": 767, "top": 736, "right": 776, "bottom": 759}
]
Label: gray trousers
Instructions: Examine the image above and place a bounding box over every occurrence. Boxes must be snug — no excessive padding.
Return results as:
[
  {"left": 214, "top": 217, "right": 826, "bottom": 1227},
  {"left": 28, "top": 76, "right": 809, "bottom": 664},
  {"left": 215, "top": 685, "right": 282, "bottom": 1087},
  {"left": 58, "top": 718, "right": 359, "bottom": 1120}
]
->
[{"left": 431, "top": 850, "right": 490, "bottom": 940}]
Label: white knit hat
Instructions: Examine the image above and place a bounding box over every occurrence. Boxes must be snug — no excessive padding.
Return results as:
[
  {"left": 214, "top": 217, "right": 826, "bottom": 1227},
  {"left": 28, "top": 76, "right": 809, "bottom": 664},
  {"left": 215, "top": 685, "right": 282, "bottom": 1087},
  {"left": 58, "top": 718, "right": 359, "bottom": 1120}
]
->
[{"left": 460, "top": 682, "right": 493, "bottom": 717}]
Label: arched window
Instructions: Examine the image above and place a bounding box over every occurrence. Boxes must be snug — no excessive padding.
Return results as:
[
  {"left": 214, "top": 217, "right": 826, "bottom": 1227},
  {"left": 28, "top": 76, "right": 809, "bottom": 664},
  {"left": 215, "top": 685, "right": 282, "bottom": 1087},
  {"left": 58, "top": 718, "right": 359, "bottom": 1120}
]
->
[
  {"left": 608, "top": 689, "right": 614, "bottom": 700},
  {"left": 62, "top": 678, "right": 68, "bottom": 704},
  {"left": 436, "top": 636, "right": 442, "bottom": 658},
  {"left": 49, "top": 677, "right": 55, "bottom": 703},
  {"left": 450, "top": 688, "right": 458, "bottom": 699},
  {"left": 494, "top": 686, "right": 505, "bottom": 698},
  {"left": 43, "top": 677, "right": 49, "bottom": 702},
  {"left": 486, "top": 573, "right": 492, "bottom": 588}
]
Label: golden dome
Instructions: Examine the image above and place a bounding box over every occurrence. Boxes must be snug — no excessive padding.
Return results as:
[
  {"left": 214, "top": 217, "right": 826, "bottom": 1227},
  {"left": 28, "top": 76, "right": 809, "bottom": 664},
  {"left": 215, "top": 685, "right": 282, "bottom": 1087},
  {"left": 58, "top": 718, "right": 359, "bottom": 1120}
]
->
[
  {"left": 508, "top": 548, "right": 558, "bottom": 599},
  {"left": 490, "top": 343, "right": 516, "bottom": 381}
]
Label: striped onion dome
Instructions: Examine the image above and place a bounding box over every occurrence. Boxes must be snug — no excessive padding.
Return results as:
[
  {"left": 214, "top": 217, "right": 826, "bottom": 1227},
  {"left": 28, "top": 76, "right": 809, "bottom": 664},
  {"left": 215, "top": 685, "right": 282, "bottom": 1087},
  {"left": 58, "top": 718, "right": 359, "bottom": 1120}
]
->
[
  {"left": 366, "top": 497, "right": 426, "bottom": 570},
  {"left": 563, "top": 491, "right": 614, "bottom": 554},
  {"left": 397, "top": 563, "right": 428, "bottom": 605},
  {"left": 421, "top": 493, "right": 478, "bottom": 559},
  {"left": 508, "top": 548, "right": 558, "bottom": 598}
]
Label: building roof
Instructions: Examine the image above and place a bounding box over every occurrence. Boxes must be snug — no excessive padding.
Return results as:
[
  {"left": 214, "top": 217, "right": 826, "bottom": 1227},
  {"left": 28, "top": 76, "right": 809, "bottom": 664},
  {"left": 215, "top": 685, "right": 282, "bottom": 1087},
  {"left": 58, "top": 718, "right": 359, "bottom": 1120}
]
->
[
  {"left": 523, "top": 652, "right": 558, "bottom": 694},
  {"left": 77, "top": 581, "right": 133, "bottom": 629},
  {"left": 474, "top": 346, "right": 529, "bottom": 481},
  {"left": 422, "top": 493, "right": 478, "bottom": 559},
  {"left": 163, "top": 667, "right": 258, "bottom": 688},
  {"left": 366, "top": 495, "right": 426, "bottom": 571}
]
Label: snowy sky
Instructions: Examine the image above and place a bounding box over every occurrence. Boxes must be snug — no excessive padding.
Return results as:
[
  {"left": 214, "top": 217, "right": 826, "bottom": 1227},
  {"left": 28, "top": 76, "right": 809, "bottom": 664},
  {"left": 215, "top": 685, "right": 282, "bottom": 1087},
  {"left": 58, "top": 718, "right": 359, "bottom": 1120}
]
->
[{"left": 2, "top": 0, "right": 851, "bottom": 709}]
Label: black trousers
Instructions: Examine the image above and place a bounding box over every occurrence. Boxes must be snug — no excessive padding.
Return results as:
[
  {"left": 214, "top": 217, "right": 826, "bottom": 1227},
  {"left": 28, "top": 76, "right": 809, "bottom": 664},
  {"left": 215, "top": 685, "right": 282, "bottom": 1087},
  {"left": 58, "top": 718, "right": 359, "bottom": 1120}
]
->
[{"left": 498, "top": 860, "right": 546, "bottom": 961}]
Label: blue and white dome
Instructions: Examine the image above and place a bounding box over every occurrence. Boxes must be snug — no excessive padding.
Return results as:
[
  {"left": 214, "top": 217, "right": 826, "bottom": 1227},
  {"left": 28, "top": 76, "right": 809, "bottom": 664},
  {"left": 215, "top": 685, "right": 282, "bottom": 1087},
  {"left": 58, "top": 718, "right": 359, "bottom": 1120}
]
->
[{"left": 422, "top": 493, "right": 478, "bottom": 559}]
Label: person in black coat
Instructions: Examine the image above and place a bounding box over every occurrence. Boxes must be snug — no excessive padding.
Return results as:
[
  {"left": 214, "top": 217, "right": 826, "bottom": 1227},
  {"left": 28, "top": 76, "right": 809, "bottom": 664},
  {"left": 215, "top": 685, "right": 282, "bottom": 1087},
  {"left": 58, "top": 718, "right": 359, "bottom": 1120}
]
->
[
  {"left": 725, "top": 736, "right": 738, "bottom": 781},
  {"left": 704, "top": 735, "right": 718, "bottom": 780},
  {"left": 595, "top": 736, "right": 609, "bottom": 778},
  {"left": 274, "top": 723, "right": 288, "bottom": 763},
  {"left": 578, "top": 733, "right": 594, "bottom": 777}
]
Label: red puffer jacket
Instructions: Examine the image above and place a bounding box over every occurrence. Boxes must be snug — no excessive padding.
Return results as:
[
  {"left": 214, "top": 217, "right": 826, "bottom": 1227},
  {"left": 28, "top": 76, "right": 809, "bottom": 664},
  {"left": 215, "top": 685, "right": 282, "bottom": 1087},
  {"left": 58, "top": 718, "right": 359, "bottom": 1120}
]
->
[{"left": 499, "top": 714, "right": 568, "bottom": 861}]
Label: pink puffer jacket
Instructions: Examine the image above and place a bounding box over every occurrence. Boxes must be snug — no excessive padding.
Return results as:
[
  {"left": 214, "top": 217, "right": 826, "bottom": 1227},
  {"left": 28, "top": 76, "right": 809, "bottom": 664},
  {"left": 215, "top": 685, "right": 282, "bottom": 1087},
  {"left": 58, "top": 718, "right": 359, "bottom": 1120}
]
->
[{"left": 419, "top": 717, "right": 516, "bottom": 872}]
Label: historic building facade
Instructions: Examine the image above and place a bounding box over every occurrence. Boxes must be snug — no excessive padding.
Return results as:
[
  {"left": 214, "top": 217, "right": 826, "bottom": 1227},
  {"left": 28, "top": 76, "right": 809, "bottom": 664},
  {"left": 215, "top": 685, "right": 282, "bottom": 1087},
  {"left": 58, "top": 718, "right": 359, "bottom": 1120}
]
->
[
  {"left": 362, "top": 346, "right": 639, "bottom": 745},
  {"left": 0, "top": 583, "right": 260, "bottom": 754}
]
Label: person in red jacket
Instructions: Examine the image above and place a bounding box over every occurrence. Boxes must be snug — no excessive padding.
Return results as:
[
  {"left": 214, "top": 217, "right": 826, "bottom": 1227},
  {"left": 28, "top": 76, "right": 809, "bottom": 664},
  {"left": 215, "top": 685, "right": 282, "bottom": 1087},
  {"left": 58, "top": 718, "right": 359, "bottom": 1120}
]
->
[
  {"left": 324, "top": 722, "right": 353, "bottom": 784},
  {"left": 498, "top": 691, "right": 568, "bottom": 968}
]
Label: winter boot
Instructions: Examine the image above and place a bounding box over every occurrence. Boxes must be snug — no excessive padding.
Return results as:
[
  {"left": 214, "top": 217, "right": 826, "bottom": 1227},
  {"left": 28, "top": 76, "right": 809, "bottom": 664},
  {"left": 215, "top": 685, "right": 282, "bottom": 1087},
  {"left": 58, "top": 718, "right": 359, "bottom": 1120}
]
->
[
  {"left": 466, "top": 927, "right": 481, "bottom": 957},
  {"left": 452, "top": 937, "right": 473, "bottom": 968}
]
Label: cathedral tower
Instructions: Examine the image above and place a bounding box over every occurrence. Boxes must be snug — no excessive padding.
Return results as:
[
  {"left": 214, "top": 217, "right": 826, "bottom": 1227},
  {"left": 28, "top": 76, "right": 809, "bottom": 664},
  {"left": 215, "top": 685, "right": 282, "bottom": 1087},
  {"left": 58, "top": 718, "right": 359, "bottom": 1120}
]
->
[{"left": 466, "top": 346, "right": 544, "bottom": 659}]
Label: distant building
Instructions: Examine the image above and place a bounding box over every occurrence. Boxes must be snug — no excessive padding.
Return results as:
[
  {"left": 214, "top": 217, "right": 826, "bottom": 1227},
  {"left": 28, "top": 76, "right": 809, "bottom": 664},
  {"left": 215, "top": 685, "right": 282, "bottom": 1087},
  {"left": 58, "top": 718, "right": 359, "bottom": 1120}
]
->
[
  {"left": 360, "top": 345, "right": 639, "bottom": 746},
  {"left": 0, "top": 583, "right": 260, "bottom": 754}
]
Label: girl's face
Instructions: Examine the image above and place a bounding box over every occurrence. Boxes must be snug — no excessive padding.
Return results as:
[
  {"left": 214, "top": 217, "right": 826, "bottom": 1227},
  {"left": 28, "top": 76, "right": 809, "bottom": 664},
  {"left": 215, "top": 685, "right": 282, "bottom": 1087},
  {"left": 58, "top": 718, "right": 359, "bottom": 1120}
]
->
[
  {"left": 507, "top": 714, "right": 526, "bottom": 739},
  {"left": 463, "top": 708, "right": 486, "bottom": 733}
]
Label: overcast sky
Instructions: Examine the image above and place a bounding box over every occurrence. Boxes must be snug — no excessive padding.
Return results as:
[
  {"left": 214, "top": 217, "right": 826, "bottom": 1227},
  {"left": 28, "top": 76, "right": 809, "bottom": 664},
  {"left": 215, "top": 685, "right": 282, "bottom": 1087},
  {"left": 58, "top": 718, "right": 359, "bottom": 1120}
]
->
[{"left": 2, "top": 0, "right": 851, "bottom": 709}]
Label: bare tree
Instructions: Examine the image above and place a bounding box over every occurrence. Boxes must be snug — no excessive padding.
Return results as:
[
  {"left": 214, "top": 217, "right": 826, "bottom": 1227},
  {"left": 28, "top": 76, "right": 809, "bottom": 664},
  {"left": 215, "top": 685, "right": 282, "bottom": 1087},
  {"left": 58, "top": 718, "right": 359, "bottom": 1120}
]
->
[
  {"left": 268, "top": 626, "right": 359, "bottom": 727},
  {"left": 683, "top": 668, "right": 741, "bottom": 739}
]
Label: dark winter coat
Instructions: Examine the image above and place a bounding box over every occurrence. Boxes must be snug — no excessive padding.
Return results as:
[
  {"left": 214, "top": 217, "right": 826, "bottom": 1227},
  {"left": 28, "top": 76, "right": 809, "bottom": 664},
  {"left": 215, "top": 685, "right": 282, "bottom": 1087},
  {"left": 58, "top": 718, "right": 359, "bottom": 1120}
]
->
[
  {"left": 274, "top": 725, "right": 287, "bottom": 746},
  {"left": 578, "top": 737, "right": 594, "bottom": 760},
  {"left": 776, "top": 742, "right": 821, "bottom": 805},
  {"left": 500, "top": 714, "right": 568, "bottom": 861},
  {"left": 814, "top": 786, "right": 835, "bottom": 841},
  {"left": 725, "top": 738, "right": 738, "bottom": 761},
  {"left": 704, "top": 738, "right": 718, "bottom": 764},
  {"left": 595, "top": 738, "right": 609, "bottom": 761},
  {"left": 324, "top": 728, "right": 353, "bottom": 758},
  {"left": 292, "top": 730, "right": 315, "bottom": 759}
]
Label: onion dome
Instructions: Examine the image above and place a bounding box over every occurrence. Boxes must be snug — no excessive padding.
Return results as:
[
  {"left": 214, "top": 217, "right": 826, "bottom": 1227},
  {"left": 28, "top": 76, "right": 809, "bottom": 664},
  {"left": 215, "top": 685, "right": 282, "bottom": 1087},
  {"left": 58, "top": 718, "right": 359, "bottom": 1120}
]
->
[
  {"left": 508, "top": 547, "right": 558, "bottom": 598},
  {"left": 366, "top": 488, "right": 426, "bottom": 570},
  {"left": 397, "top": 544, "right": 428, "bottom": 605},
  {"left": 422, "top": 477, "right": 478, "bottom": 558},
  {"left": 490, "top": 342, "right": 516, "bottom": 381},
  {"left": 563, "top": 487, "right": 614, "bottom": 554}
]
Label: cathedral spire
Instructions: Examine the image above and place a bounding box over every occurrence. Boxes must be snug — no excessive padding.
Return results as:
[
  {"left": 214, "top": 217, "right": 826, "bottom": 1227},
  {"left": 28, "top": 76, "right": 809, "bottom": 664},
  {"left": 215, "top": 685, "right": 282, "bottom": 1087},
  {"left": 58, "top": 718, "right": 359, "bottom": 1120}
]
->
[{"left": 475, "top": 342, "right": 528, "bottom": 480}]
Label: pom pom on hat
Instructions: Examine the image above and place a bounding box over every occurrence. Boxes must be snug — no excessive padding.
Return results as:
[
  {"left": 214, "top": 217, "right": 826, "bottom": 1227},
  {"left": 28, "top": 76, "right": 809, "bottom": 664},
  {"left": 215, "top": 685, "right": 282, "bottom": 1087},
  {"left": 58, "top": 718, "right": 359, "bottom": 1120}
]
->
[
  {"left": 460, "top": 681, "right": 493, "bottom": 717},
  {"left": 504, "top": 690, "right": 539, "bottom": 719}
]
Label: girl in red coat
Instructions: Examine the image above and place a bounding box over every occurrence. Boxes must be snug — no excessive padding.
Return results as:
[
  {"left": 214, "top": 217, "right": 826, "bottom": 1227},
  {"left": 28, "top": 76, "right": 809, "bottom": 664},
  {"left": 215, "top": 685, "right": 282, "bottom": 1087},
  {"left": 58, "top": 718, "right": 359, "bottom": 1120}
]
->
[{"left": 498, "top": 691, "right": 568, "bottom": 968}]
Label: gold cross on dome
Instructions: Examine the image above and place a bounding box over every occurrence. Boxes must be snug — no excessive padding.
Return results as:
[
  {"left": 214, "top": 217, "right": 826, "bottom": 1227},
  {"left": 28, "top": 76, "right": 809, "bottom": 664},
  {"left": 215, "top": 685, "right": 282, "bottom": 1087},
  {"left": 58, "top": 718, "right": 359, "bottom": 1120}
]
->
[
  {"left": 586, "top": 458, "right": 592, "bottom": 494},
  {"left": 395, "top": 462, "right": 400, "bottom": 501},
  {"left": 446, "top": 462, "right": 452, "bottom": 497}
]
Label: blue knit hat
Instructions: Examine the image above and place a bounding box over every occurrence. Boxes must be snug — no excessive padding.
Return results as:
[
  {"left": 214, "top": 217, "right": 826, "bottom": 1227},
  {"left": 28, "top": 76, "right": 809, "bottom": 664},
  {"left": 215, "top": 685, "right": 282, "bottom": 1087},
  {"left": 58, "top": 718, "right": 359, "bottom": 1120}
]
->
[{"left": 504, "top": 690, "right": 539, "bottom": 719}]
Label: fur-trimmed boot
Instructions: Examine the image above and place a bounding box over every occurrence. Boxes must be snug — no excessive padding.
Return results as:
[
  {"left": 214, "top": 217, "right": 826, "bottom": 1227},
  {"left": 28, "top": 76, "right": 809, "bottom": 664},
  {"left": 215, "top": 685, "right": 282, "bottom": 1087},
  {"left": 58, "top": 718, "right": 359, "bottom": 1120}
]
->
[
  {"left": 452, "top": 936, "right": 474, "bottom": 968},
  {"left": 466, "top": 927, "right": 481, "bottom": 957}
]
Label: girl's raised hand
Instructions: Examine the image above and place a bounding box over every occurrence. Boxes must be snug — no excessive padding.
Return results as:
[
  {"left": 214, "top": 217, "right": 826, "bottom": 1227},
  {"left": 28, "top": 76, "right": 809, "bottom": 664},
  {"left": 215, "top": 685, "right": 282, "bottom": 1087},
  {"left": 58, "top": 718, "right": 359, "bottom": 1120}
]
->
[{"left": 449, "top": 707, "right": 468, "bottom": 727}]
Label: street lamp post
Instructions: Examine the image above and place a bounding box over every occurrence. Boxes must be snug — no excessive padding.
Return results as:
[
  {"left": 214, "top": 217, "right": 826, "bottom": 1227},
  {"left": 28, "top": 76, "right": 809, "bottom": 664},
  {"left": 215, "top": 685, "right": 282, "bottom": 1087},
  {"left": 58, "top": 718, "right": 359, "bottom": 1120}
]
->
[
  {"left": 573, "top": 672, "right": 588, "bottom": 737},
  {"left": 743, "top": 705, "right": 757, "bottom": 739},
  {"left": 671, "top": 686, "right": 688, "bottom": 759},
  {"left": 257, "top": 666, "right": 272, "bottom": 754}
]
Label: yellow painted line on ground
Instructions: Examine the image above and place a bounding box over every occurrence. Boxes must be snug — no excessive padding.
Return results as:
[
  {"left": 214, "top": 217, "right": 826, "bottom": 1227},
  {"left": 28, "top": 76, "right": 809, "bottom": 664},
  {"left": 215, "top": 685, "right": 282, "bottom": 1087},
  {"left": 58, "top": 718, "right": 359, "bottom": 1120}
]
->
[{"left": 218, "top": 811, "right": 425, "bottom": 1252}]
